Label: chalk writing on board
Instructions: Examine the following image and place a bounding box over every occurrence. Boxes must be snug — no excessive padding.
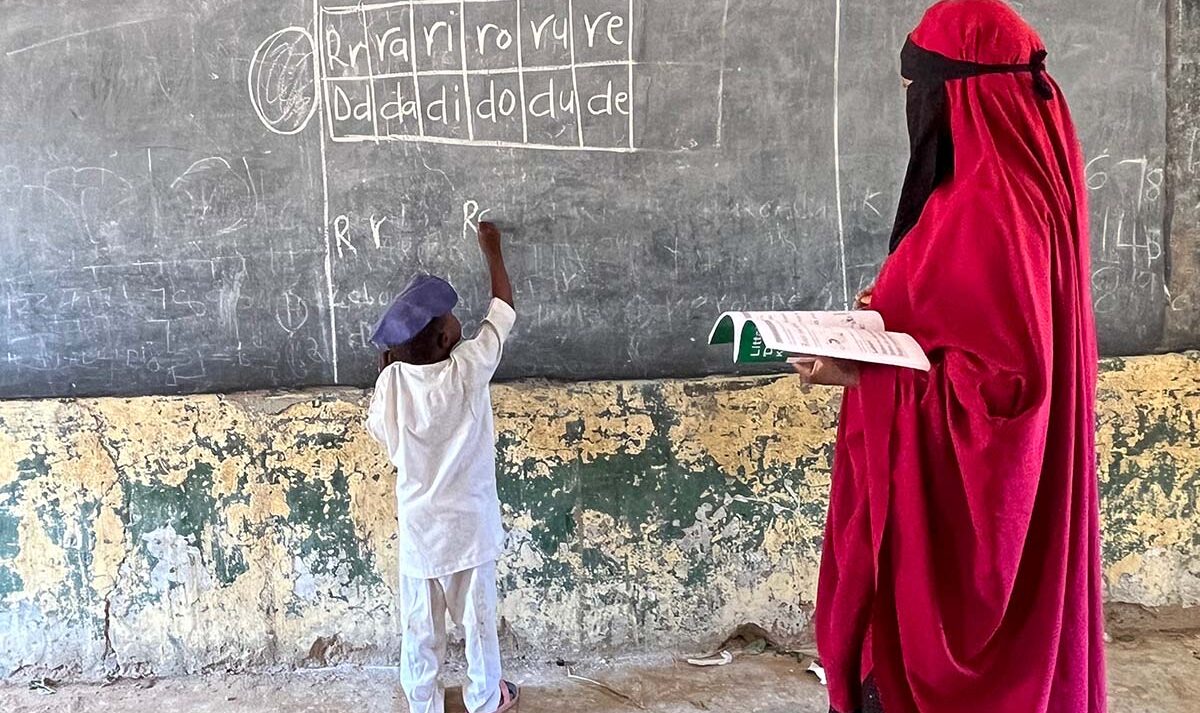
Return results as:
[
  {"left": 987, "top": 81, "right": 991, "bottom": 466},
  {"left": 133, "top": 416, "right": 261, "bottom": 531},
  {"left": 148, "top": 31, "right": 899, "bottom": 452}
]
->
[
  {"left": 462, "top": 199, "right": 491, "bottom": 238},
  {"left": 277, "top": 291, "right": 311, "bottom": 335},
  {"left": 1084, "top": 152, "right": 1166, "bottom": 316},
  {"left": 251, "top": 0, "right": 639, "bottom": 153},
  {"left": 167, "top": 157, "right": 255, "bottom": 236},
  {"left": 248, "top": 27, "right": 322, "bottom": 135}
]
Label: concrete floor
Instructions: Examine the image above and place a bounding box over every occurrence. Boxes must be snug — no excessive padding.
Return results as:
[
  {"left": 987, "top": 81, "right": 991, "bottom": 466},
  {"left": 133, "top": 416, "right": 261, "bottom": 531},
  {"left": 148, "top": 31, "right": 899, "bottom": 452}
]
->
[{"left": 2, "top": 633, "right": 1197, "bottom": 713}]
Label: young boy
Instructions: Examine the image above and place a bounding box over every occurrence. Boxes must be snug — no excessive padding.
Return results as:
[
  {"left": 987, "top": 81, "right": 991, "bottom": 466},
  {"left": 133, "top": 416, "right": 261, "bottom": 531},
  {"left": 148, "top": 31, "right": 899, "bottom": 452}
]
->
[{"left": 366, "top": 222, "right": 519, "bottom": 713}]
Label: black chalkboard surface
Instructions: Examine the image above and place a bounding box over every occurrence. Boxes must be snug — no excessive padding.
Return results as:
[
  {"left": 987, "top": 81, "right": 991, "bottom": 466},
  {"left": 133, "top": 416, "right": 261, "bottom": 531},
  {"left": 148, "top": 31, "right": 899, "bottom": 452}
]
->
[{"left": 0, "top": 0, "right": 1169, "bottom": 398}]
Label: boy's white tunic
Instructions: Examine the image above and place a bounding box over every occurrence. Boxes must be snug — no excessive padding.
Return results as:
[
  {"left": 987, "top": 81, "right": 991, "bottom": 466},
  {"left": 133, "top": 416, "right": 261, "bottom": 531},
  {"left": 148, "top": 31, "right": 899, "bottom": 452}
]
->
[
  {"left": 367, "top": 299, "right": 515, "bottom": 579},
  {"left": 366, "top": 299, "right": 515, "bottom": 713}
]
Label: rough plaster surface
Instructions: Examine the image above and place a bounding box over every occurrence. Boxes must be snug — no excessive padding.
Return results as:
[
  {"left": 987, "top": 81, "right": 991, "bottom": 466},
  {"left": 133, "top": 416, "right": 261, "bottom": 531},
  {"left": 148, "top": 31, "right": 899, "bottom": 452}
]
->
[{"left": 0, "top": 355, "right": 1197, "bottom": 680}]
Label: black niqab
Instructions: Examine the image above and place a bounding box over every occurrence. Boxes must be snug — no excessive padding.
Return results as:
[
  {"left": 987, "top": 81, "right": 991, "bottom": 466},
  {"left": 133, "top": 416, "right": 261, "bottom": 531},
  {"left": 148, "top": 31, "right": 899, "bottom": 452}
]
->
[{"left": 889, "top": 37, "right": 1054, "bottom": 253}]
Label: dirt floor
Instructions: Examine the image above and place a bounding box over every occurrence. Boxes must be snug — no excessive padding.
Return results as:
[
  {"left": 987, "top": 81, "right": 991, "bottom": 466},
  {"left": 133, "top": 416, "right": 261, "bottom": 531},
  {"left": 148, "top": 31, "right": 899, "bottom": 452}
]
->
[{"left": 2, "top": 633, "right": 1197, "bottom": 712}]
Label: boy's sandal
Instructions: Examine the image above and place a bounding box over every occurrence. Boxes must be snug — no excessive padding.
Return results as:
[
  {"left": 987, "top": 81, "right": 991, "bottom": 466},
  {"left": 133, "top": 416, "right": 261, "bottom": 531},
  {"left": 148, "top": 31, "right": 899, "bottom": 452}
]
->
[{"left": 494, "top": 680, "right": 520, "bottom": 713}]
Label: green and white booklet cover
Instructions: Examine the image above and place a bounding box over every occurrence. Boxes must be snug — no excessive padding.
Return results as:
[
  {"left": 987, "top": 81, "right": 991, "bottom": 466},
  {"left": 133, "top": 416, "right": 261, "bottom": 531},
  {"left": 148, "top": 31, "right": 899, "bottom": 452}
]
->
[{"left": 708, "top": 311, "right": 931, "bottom": 371}]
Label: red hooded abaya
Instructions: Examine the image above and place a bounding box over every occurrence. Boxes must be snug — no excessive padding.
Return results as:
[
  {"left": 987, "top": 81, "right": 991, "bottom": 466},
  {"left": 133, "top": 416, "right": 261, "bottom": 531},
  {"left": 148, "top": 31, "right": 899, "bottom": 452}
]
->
[{"left": 816, "top": 2, "right": 1105, "bottom": 712}]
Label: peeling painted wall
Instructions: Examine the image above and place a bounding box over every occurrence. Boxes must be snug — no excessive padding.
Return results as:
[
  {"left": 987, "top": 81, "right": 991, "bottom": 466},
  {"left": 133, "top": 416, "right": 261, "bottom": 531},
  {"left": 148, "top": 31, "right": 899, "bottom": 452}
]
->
[{"left": 0, "top": 354, "right": 1197, "bottom": 680}]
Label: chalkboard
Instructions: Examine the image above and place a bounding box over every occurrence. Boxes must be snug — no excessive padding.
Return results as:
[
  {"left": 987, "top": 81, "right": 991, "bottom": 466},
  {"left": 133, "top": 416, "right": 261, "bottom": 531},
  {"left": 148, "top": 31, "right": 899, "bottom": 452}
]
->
[{"left": 0, "top": 0, "right": 1170, "bottom": 398}]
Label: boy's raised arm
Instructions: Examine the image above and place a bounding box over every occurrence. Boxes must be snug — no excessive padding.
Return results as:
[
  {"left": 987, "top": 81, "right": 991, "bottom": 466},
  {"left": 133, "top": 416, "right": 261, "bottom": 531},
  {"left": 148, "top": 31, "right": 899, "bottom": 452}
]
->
[{"left": 478, "top": 221, "right": 513, "bottom": 308}]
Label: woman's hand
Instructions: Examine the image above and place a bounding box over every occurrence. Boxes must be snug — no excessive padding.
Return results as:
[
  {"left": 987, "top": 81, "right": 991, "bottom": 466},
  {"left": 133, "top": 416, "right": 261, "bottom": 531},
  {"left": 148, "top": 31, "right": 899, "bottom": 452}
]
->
[
  {"left": 793, "top": 357, "right": 860, "bottom": 387},
  {"left": 854, "top": 284, "right": 875, "bottom": 310}
]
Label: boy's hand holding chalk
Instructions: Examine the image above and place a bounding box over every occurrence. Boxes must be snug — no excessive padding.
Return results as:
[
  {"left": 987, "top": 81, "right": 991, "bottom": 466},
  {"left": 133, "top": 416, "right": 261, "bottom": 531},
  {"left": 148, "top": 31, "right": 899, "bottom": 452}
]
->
[{"left": 478, "top": 221, "right": 513, "bottom": 308}]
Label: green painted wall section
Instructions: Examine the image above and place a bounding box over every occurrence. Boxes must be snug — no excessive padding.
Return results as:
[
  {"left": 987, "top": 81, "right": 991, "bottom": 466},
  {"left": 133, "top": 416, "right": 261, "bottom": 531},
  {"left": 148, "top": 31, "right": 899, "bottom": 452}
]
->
[{"left": 0, "top": 354, "right": 1197, "bottom": 680}]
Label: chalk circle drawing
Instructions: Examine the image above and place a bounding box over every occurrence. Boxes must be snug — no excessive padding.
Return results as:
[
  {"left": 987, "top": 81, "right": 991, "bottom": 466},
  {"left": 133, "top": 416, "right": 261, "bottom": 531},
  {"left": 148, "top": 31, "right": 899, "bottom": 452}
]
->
[
  {"left": 249, "top": 27, "right": 321, "bottom": 135},
  {"left": 276, "top": 290, "right": 310, "bottom": 335},
  {"left": 168, "top": 157, "right": 255, "bottom": 236},
  {"left": 43, "top": 166, "right": 140, "bottom": 245}
]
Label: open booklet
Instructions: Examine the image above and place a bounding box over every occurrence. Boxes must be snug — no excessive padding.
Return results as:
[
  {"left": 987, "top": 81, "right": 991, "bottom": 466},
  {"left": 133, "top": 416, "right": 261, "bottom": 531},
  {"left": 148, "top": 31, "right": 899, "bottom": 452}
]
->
[{"left": 708, "top": 311, "right": 931, "bottom": 371}]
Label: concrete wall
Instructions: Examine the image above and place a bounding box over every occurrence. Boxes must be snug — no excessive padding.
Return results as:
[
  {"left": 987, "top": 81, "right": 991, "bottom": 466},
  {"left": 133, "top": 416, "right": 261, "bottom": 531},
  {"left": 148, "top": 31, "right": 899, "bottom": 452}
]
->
[{"left": 1, "top": 354, "right": 1197, "bottom": 680}]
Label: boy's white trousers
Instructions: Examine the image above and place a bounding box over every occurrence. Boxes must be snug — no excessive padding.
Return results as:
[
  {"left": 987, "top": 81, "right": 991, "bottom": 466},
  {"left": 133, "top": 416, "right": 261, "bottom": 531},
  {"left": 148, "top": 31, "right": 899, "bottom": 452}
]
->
[{"left": 399, "top": 561, "right": 503, "bottom": 713}]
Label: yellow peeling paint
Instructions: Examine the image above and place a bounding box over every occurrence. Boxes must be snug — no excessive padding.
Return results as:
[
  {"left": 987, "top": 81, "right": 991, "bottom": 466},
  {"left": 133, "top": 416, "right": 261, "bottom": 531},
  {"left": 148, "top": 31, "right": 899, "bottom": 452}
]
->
[
  {"left": 212, "top": 459, "right": 243, "bottom": 499},
  {"left": 0, "top": 355, "right": 1196, "bottom": 680},
  {"left": 0, "top": 439, "right": 20, "bottom": 491},
  {"left": 494, "top": 383, "right": 656, "bottom": 468},
  {"left": 245, "top": 480, "right": 293, "bottom": 521},
  {"left": 92, "top": 504, "right": 126, "bottom": 593},
  {"left": 665, "top": 378, "right": 840, "bottom": 475},
  {"left": 72, "top": 430, "right": 120, "bottom": 494},
  {"left": 89, "top": 399, "right": 213, "bottom": 486},
  {"left": 1105, "top": 549, "right": 1191, "bottom": 607},
  {"left": 1093, "top": 355, "right": 1200, "bottom": 600},
  {"left": 12, "top": 508, "right": 68, "bottom": 598},
  {"left": 1096, "top": 353, "right": 1199, "bottom": 393}
]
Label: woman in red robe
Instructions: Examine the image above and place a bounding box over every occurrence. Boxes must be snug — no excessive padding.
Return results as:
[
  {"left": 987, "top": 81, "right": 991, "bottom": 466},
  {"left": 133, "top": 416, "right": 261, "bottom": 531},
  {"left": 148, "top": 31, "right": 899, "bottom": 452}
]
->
[{"left": 800, "top": 2, "right": 1106, "bottom": 711}]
